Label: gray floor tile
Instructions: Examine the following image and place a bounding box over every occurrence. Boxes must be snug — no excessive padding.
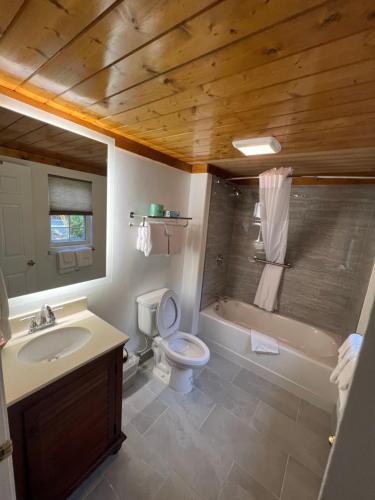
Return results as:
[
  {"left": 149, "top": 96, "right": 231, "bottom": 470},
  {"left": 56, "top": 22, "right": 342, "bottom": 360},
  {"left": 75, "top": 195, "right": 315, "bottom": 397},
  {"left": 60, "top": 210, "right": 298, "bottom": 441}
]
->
[
  {"left": 124, "top": 386, "right": 167, "bottom": 433},
  {"left": 219, "top": 462, "right": 278, "bottom": 500},
  {"left": 123, "top": 423, "right": 170, "bottom": 479},
  {"left": 252, "top": 401, "right": 330, "bottom": 477},
  {"left": 281, "top": 457, "right": 322, "bottom": 500},
  {"left": 104, "top": 445, "right": 165, "bottom": 500},
  {"left": 86, "top": 478, "right": 120, "bottom": 500},
  {"left": 201, "top": 405, "right": 288, "bottom": 497},
  {"left": 233, "top": 368, "right": 300, "bottom": 419},
  {"left": 72, "top": 356, "right": 325, "bottom": 500},
  {"left": 206, "top": 351, "right": 242, "bottom": 382},
  {"left": 144, "top": 407, "right": 233, "bottom": 500},
  {"left": 155, "top": 384, "right": 215, "bottom": 428},
  {"left": 155, "top": 471, "right": 202, "bottom": 500},
  {"left": 195, "top": 367, "right": 259, "bottom": 425},
  {"left": 297, "top": 400, "right": 332, "bottom": 438},
  {"left": 68, "top": 455, "right": 116, "bottom": 499}
]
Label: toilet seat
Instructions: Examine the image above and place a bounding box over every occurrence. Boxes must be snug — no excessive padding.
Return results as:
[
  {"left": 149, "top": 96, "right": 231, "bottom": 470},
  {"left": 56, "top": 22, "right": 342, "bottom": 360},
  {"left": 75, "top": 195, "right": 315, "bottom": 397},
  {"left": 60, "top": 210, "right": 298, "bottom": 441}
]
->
[
  {"left": 156, "top": 289, "right": 181, "bottom": 338},
  {"left": 162, "top": 331, "right": 210, "bottom": 367}
]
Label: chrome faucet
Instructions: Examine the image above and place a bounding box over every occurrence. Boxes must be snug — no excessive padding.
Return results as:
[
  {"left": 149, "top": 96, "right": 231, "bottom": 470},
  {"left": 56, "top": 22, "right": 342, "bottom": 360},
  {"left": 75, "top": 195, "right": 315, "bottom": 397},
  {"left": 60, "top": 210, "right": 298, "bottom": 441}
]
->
[
  {"left": 214, "top": 294, "right": 229, "bottom": 303},
  {"left": 23, "top": 304, "right": 57, "bottom": 334}
]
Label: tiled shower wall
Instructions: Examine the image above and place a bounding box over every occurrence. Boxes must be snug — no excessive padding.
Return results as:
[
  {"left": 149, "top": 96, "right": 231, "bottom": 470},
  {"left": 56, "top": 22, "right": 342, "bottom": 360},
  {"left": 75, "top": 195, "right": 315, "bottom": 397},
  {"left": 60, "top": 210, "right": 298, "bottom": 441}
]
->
[{"left": 201, "top": 181, "right": 375, "bottom": 336}]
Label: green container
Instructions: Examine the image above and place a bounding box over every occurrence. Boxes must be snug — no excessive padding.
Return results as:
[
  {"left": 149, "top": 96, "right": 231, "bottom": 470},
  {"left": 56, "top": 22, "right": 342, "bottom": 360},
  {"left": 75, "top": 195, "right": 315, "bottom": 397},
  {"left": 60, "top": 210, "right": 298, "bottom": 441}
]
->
[{"left": 149, "top": 203, "right": 164, "bottom": 217}]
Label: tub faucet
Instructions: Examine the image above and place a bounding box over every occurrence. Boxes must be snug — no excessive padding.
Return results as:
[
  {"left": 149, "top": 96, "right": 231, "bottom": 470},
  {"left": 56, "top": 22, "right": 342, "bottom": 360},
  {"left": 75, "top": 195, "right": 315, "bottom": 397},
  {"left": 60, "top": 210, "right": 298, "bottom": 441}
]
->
[{"left": 214, "top": 294, "right": 229, "bottom": 302}]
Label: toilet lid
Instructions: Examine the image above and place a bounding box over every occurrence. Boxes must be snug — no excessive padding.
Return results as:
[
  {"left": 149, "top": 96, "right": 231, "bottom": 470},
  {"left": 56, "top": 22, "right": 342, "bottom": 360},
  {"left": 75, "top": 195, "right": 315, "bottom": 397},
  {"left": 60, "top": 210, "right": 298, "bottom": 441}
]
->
[{"left": 156, "top": 290, "right": 181, "bottom": 338}]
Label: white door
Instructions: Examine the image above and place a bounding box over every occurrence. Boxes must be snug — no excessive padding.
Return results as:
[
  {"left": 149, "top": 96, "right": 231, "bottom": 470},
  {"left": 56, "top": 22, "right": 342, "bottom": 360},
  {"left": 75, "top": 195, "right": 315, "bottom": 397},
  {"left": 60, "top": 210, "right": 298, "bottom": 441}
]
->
[
  {"left": 0, "top": 355, "right": 16, "bottom": 500},
  {"left": 0, "top": 162, "right": 37, "bottom": 297}
]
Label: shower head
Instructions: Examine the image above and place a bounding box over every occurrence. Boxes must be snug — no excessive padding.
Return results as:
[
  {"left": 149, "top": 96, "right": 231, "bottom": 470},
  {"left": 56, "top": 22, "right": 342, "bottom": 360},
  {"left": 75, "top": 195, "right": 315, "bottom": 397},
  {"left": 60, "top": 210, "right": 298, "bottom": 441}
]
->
[{"left": 229, "top": 186, "right": 241, "bottom": 197}]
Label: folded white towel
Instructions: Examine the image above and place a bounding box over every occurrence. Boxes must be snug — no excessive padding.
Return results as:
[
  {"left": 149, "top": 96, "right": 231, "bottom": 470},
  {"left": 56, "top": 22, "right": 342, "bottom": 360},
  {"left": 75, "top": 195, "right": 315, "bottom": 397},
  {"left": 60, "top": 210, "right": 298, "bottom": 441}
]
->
[
  {"left": 75, "top": 247, "right": 93, "bottom": 267},
  {"left": 337, "top": 358, "right": 359, "bottom": 391},
  {"left": 330, "top": 352, "right": 356, "bottom": 385},
  {"left": 251, "top": 329, "right": 279, "bottom": 354},
  {"left": 338, "top": 333, "right": 363, "bottom": 359},
  {"left": 330, "top": 334, "right": 363, "bottom": 390},
  {"left": 56, "top": 249, "right": 76, "bottom": 274}
]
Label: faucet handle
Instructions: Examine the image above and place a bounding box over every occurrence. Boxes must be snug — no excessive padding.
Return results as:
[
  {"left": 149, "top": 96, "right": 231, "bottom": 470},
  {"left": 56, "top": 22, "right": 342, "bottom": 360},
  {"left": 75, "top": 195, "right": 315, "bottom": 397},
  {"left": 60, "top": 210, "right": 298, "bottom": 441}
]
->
[{"left": 45, "top": 305, "right": 55, "bottom": 322}]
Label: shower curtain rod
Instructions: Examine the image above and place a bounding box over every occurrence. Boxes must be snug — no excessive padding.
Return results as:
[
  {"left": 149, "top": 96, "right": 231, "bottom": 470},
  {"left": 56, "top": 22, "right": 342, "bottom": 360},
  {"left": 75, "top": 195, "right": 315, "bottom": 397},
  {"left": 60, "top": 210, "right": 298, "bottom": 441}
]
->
[{"left": 226, "top": 175, "right": 375, "bottom": 180}]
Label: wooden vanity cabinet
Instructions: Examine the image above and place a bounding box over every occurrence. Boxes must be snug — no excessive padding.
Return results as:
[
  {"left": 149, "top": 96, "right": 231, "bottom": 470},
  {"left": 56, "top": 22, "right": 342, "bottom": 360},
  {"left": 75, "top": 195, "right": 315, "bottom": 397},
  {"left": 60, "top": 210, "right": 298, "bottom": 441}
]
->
[{"left": 8, "top": 346, "right": 125, "bottom": 500}]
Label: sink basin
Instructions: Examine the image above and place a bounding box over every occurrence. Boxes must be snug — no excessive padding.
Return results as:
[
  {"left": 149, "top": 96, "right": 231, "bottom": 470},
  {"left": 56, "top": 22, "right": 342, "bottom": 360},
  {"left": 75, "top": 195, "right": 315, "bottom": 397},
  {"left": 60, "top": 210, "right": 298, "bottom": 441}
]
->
[{"left": 17, "top": 327, "right": 92, "bottom": 363}]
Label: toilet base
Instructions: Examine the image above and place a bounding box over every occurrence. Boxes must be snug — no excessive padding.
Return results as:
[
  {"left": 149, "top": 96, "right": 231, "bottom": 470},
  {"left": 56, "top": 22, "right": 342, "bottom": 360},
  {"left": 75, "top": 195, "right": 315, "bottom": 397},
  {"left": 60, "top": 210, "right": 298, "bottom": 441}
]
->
[{"left": 169, "top": 366, "right": 193, "bottom": 393}]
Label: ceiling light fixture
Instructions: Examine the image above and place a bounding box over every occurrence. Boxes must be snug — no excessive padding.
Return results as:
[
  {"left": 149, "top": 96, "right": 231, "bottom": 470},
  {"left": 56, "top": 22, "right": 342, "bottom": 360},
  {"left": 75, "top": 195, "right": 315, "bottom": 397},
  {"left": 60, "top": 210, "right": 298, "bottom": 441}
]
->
[{"left": 232, "top": 136, "right": 281, "bottom": 156}]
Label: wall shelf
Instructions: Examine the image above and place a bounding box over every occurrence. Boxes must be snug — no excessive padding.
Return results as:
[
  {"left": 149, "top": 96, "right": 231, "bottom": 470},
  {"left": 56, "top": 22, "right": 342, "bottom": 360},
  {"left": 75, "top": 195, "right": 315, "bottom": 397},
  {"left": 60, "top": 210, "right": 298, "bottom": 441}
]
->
[{"left": 129, "top": 211, "right": 192, "bottom": 227}]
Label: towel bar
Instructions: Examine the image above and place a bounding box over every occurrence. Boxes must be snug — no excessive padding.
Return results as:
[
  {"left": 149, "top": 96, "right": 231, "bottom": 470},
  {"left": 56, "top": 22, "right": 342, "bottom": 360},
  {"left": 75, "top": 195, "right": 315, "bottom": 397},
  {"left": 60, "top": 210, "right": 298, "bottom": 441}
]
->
[{"left": 251, "top": 256, "right": 292, "bottom": 269}]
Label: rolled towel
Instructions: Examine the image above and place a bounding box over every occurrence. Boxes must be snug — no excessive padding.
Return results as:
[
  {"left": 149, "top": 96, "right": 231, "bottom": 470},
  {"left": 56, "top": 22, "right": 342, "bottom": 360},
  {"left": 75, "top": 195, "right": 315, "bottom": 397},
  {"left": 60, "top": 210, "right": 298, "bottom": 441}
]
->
[{"left": 251, "top": 329, "right": 279, "bottom": 354}]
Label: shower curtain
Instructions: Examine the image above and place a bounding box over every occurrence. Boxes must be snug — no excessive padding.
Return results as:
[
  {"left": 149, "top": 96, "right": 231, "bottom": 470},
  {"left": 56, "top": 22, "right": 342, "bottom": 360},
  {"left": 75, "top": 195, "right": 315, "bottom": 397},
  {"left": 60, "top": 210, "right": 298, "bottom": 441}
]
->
[{"left": 254, "top": 167, "right": 293, "bottom": 312}]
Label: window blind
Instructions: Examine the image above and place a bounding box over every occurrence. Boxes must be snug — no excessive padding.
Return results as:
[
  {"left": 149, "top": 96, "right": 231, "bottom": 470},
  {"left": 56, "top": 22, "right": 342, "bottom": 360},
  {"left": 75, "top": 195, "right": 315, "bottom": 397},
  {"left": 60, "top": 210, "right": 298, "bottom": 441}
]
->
[{"left": 48, "top": 175, "right": 93, "bottom": 215}]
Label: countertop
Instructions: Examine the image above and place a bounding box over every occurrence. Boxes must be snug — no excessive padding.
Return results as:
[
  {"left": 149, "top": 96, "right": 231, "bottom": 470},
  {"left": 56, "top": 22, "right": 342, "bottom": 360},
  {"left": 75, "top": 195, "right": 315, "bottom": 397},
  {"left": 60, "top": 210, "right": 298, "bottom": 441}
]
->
[{"left": 2, "top": 309, "right": 129, "bottom": 407}]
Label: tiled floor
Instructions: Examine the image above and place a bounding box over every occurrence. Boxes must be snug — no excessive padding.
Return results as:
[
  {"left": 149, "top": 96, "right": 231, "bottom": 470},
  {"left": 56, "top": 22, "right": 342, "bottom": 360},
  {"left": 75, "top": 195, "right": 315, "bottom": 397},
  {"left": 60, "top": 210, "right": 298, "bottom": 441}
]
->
[{"left": 69, "top": 353, "right": 332, "bottom": 500}]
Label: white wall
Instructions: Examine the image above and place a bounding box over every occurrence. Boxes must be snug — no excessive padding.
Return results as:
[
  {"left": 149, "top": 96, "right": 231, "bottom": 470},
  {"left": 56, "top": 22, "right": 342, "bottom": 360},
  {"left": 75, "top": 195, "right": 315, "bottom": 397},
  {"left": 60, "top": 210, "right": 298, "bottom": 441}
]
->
[
  {"left": 0, "top": 155, "right": 107, "bottom": 295},
  {"left": 180, "top": 173, "right": 212, "bottom": 333},
  {"left": 94, "top": 147, "right": 191, "bottom": 351}
]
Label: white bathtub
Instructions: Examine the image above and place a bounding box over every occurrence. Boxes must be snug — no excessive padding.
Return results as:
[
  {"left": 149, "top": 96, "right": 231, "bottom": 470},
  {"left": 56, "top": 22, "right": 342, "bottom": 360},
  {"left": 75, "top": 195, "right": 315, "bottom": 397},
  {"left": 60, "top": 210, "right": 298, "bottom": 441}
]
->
[{"left": 199, "top": 299, "right": 341, "bottom": 410}]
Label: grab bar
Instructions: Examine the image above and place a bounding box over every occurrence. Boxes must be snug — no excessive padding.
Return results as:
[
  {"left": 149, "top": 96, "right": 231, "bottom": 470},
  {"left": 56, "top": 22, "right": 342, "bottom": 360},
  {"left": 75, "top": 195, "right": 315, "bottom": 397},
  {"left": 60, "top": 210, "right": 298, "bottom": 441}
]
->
[{"left": 251, "top": 256, "right": 292, "bottom": 269}]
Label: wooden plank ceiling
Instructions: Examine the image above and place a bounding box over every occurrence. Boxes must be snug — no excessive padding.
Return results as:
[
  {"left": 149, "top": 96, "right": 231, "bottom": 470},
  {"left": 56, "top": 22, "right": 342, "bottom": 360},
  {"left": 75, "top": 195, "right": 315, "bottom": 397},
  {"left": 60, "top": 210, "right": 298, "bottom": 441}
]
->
[
  {"left": 0, "top": 0, "right": 374, "bottom": 177},
  {"left": 0, "top": 106, "right": 107, "bottom": 175}
]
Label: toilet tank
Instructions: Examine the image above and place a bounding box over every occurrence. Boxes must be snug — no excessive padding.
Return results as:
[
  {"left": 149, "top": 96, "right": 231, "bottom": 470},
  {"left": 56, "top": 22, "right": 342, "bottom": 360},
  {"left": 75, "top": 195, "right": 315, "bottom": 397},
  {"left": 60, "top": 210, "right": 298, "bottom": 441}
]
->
[{"left": 136, "top": 288, "right": 169, "bottom": 336}]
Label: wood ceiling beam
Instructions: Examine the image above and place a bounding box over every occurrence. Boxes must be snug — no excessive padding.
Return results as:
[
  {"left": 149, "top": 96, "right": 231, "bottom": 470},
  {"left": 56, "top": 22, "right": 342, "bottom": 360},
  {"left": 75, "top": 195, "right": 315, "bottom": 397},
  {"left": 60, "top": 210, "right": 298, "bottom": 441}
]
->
[
  {"left": 191, "top": 163, "right": 229, "bottom": 177},
  {"left": 0, "top": 85, "right": 192, "bottom": 173}
]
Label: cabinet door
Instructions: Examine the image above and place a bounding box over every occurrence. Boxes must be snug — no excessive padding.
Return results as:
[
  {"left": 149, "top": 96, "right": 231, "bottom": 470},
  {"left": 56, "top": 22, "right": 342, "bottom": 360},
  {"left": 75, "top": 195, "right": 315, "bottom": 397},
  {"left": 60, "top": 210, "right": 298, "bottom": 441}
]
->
[{"left": 23, "top": 356, "right": 115, "bottom": 500}]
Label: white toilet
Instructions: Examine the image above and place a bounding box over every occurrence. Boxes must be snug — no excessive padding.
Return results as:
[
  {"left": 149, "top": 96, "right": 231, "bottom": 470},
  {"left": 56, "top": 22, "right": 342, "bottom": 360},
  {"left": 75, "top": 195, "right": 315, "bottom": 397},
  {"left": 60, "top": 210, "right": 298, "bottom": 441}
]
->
[{"left": 137, "top": 288, "right": 210, "bottom": 393}]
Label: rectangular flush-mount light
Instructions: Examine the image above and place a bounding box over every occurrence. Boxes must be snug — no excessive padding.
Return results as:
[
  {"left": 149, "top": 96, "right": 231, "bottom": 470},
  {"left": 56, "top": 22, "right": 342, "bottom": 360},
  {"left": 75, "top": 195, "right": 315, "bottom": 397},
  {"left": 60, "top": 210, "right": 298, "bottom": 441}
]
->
[{"left": 232, "top": 136, "right": 281, "bottom": 156}]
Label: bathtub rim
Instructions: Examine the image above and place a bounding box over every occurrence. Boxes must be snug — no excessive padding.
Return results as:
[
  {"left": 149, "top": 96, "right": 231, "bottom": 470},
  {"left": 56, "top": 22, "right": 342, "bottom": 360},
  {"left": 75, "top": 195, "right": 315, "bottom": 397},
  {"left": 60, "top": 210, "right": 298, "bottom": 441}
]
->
[{"left": 201, "top": 300, "right": 340, "bottom": 369}]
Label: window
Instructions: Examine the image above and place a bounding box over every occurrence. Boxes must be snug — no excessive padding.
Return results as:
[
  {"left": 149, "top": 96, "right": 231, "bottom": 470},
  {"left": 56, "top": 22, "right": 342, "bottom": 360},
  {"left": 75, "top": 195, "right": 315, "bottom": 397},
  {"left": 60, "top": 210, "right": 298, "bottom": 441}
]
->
[
  {"left": 50, "top": 215, "right": 90, "bottom": 244},
  {"left": 48, "top": 175, "right": 93, "bottom": 247}
]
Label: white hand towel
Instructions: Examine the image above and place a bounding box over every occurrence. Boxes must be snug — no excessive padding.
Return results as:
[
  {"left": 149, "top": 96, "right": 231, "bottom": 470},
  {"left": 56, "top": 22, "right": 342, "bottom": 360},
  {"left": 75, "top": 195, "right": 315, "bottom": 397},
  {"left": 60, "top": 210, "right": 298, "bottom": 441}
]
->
[
  {"left": 251, "top": 329, "right": 279, "bottom": 354},
  {"left": 136, "top": 226, "right": 143, "bottom": 251},
  {"left": 75, "top": 247, "right": 93, "bottom": 267},
  {"left": 166, "top": 225, "right": 184, "bottom": 255},
  {"left": 56, "top": 249, "right": 76, "bottom": 274},
  {"left": 149, "top": 224, "right": 168, "bottom": 255},
  {"left": 142, "top": 223, "right": 152, "bottom": 257}
]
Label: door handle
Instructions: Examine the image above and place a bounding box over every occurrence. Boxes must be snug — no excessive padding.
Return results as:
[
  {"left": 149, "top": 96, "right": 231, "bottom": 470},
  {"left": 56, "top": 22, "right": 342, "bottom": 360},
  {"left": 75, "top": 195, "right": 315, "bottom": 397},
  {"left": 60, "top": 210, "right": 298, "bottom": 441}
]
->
[
  {"left": 27, "top": 259, "right": 36, "bottom": 266},
  {"left": 0, "top": 440, "right": 13, "bottom": 462}
]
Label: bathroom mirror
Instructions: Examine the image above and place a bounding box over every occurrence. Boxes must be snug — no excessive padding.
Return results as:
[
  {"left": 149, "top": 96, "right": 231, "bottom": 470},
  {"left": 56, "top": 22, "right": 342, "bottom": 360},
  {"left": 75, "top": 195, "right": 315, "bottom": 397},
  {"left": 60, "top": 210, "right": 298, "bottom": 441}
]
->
[{"left": 0, "top": 106, "right": 107, "bottom": 298}]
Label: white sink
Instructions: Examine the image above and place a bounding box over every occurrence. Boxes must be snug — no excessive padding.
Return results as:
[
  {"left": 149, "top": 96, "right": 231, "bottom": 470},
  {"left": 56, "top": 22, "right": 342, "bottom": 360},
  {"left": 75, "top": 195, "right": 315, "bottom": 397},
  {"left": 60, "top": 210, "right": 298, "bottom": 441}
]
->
[{"left": 17, "top": 326, "right": 92, "bottom": 363}]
